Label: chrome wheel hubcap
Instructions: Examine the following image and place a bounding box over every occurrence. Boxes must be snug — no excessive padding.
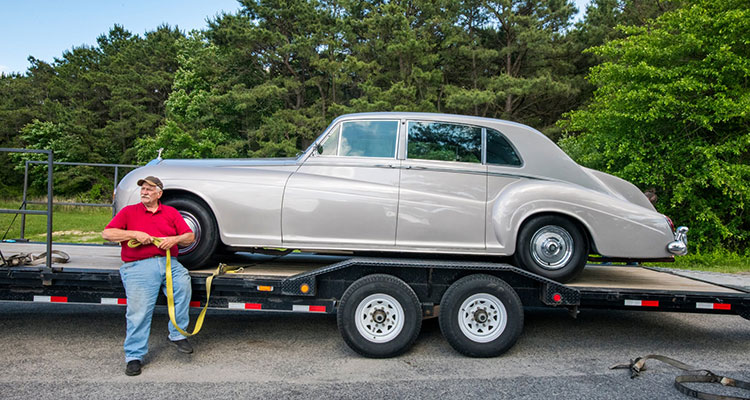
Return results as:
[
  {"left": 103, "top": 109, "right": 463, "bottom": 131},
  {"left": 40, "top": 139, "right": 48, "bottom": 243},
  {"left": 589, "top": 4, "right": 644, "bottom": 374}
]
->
[
  {"left": 178, "top": 211, "right": 201, "bottom": 255},
  {"left": 530, "top": 225, "right": 573, "bottom": 270}
]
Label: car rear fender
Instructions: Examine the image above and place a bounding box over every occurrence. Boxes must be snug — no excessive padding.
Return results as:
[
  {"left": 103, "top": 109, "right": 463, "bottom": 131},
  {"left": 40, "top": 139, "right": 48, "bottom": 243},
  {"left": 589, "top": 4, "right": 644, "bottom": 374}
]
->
[{"left": 489, "top": 181, "right": 674, "bottom": 258}]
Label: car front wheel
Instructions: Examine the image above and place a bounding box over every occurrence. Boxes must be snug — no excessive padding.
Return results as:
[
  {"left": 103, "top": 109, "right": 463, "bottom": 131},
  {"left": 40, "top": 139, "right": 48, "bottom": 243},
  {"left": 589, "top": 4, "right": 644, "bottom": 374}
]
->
[
  {"left": 513, "top": 215, "right": 587, "bottom": 283},
  {"left": 162, "top": 196, "right": 218, "bottom": 270}
]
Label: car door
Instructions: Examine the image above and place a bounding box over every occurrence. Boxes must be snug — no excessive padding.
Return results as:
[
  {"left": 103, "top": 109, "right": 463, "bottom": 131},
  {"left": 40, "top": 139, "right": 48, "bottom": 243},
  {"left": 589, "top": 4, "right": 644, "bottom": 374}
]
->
[
  {"left": 484, "top": 127, "right": 524, "bottom": 253},
  {"left": 282, "top": 119, "right": 401, "bottom": 247},
  {"left": 396, "top": 120, "right": 487, "bottom": 250}
]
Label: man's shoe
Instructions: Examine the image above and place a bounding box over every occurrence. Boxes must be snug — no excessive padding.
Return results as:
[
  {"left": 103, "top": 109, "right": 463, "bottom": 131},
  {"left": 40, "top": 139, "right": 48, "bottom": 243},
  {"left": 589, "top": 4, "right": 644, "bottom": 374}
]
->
[
  {"left": 170, "top": 338, "right": 194, "bottom": 354},
  {"left": 125, "top": 360, "right": 141, "bottom": 376}
]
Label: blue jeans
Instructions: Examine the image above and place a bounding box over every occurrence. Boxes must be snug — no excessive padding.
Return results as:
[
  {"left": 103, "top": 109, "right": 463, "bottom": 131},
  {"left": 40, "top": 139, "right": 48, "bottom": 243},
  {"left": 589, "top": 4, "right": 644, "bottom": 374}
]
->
[{"left": 119, "top": 257, "right": 192, "bottom": 362}]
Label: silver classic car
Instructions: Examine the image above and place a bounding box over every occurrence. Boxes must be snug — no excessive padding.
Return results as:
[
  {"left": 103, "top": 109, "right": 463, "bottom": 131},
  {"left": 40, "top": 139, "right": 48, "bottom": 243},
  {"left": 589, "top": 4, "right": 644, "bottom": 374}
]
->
[{"left": 114, "top": 112, "right": 688, "bottom": 282}]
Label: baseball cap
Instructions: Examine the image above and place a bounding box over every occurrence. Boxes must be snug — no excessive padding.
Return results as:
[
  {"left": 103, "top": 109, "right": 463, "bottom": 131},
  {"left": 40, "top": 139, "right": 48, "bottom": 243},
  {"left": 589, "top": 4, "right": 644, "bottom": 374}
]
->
[{"left": 136, "top": 176, "right": 164, "bottom": 190}]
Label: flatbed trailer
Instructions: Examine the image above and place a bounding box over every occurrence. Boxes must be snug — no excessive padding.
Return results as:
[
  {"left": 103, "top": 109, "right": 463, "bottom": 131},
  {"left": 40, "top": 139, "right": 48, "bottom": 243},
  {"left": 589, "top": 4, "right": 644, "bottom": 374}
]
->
[{"left": 1, "top": 242, "right": 748, "bottom": 358}]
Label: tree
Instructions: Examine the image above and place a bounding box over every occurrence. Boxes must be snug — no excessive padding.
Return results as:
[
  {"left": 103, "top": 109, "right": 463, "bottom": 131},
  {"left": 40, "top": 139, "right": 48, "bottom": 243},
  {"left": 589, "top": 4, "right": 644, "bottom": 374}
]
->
[
  {"left": 559, "top": 0, "right": 750, "bottom": 252},
  {"left": 5, "top": 25, "right": 185, "bottom": 197},
  {"left": 96, "top": 25, "right": 184, "bottom": 163}
]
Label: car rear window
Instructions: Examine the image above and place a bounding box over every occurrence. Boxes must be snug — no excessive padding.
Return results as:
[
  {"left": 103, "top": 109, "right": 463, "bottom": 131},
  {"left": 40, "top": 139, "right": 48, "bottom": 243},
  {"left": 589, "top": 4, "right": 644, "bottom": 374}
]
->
[{"left": 486, "top": 128, "right": 522, "bottom": 166}]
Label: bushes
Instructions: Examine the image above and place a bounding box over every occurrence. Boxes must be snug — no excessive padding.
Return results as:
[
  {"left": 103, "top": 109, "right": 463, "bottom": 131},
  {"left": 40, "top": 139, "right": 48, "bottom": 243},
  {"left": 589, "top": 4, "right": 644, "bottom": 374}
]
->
[{"left": 559, "top": 0, "right": 750, "bottom": 252}]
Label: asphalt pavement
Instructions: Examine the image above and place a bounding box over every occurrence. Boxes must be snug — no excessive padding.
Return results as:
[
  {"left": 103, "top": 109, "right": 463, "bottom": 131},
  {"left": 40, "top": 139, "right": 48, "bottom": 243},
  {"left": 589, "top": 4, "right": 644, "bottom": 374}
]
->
[{"left": 1, "top": 301, "right": 748, "bottom": 400}]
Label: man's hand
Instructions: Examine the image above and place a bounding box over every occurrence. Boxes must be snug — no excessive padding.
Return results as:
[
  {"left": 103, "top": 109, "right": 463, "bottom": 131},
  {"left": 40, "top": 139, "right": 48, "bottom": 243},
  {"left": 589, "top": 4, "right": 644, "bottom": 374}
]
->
[
  {"left": 133, "top": 231, "right": 154, "bottom": 245},
  {"left": 156, "top": 236, "right": 180, "bottom": 250}
]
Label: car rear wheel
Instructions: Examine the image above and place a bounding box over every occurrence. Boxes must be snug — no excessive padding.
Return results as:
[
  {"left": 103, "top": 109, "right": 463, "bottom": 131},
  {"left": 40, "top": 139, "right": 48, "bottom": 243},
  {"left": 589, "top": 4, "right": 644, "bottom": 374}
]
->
[
  {"left": 439, "top": 274, "right": 523, "bottom": 357},
  {"left": 513, "top": 215, "right": 587, "bottom": 283},
  {"left": 337, "top": 274, "right": 422, "bottom": 358},
  {"left": 162, "top": 196, "right": 218, "bottom": 270}
]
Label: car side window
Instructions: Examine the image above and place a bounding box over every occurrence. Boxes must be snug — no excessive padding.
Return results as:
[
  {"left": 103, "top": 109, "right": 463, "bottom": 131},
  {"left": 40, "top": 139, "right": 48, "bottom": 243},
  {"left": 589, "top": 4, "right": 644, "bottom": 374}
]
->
[
  {"left": 486, "top": 128, "right": 522, "bottom": 166},
  {"left": 407, "top": 121, "right": 481, "bottom": 163},
  {"left": 339, "top": 121, "right": 399, "bottom": 158}
]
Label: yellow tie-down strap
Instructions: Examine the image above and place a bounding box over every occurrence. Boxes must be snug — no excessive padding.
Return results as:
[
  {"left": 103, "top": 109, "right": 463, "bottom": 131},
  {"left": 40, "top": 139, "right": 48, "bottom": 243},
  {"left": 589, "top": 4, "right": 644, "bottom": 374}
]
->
[{"left": 127, "top": 238, "right": 242, "bottom": 337}]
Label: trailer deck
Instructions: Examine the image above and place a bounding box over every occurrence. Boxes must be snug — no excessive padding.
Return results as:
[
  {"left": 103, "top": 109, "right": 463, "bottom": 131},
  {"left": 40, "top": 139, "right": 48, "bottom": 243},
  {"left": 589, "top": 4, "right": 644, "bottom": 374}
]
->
[
  {"left": 2, "top": 241, "right": 748, "bottom": 357},
  {"left": 1, "top": 242, "right": 745, "bottom": 293}
]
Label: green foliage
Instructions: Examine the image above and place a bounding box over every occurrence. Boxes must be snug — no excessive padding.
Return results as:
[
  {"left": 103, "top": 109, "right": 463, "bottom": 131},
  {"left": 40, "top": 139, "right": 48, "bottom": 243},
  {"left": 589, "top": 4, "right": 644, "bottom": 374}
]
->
[
  {"left": 3, "top": 0, "right": 748, "bottom": 258},
  {"left": 668, "top": 248, "right": 750, "bottom": 274},
  {"left": 559, "top": 0, "right": 750, "bottom": 252},
  {"left": 1, "top": 25, "right": 184, "bottom": 196}
]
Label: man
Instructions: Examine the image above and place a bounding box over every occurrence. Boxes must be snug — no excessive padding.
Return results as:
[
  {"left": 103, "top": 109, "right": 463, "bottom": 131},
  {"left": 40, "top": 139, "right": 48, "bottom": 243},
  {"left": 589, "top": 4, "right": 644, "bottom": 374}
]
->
[{"left": 102, "top": 176, "right": 195, "bottom": 376}]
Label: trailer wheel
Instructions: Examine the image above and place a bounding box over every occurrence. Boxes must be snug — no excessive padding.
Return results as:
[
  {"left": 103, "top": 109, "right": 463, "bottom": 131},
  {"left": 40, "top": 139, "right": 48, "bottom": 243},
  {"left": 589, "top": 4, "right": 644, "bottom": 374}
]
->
[
  {"left": 439, "top": 274, "right": 523, "bottom": 357},
  {"left": 337, "top": 274, "right": 422, "bottom": 358},
  {"left": 513, "top": 215, "right": 587, "bottom": 283},
  {"left": 162, "top": 196, "right": 218, "bottom": 270}
]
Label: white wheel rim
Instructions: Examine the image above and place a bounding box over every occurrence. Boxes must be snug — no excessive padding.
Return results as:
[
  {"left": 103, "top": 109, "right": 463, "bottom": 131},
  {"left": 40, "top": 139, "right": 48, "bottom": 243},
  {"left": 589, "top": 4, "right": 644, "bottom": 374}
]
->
[
  {"left": 530, "top": 225, "right": 574, "bottom": 270},
  {"left": 457, "top": 293, "right": 508, "bottom": 343},
  {"left": 354, "top": 293, "right": 405, "bottom": 343}
]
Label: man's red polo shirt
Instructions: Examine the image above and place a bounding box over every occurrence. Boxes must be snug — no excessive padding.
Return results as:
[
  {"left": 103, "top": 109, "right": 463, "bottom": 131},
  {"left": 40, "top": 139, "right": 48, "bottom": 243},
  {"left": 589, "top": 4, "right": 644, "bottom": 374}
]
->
[{"left": 105, "top": 202, "right": 192, "bottom": 262}]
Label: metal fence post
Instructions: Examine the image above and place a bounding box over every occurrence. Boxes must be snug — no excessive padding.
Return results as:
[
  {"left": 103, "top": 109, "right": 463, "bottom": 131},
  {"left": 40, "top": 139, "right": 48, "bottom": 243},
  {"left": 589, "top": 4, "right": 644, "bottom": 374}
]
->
[
  {"left": 20, "top": 160, "right": 29, "bottom": 240},
  {"left": 113, "top": 166, "right": 119, "bottom": 218},
  {"left": 46, "top": 150, "right": 53, "bottom": 268}
]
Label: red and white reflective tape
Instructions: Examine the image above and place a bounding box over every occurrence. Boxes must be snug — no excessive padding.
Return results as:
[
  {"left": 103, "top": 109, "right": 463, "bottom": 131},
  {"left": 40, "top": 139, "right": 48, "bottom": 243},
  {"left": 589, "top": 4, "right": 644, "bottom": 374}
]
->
[
  {"left": 696, "top": 302, "right": 731, "bottom": 310},
  {"left": 292, "top": 305, "right": 326, "bottom": 313},
  {"left": 33, "top": 295, "right": 68, "bottom": 303},
  {"left": 226, "top": 302, "right": 326, "bottom": 312},
  {"left": 228, "top": 302, "right": 262, "bottom": 310},
  {"left": 624, "top": 299, "right": 659, "bottom": 307},
  {"left": 101, "top": 297, "right": 127, "bottom": 305}
]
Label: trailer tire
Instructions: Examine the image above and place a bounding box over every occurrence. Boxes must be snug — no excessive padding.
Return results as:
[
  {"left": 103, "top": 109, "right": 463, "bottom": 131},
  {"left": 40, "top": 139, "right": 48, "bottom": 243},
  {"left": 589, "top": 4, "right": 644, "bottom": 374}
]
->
[
  {"left": 337, "top": 274, "right": 422, "bottom": 358},
  {"left": 162, "top": 196, "right": 218, "bottom": 270},
  {"left": 439, "top": 274, "right": 523, "bottom": 357},
  {"left": 513, "top": 215, "right": 587, "bottom": 283}
]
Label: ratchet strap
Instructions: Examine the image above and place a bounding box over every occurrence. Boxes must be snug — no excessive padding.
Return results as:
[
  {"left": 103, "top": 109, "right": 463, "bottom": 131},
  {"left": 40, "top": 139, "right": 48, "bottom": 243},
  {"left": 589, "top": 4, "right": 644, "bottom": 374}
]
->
[
  {"left": 611, "top": 354, "right": 750, "bottom": 400},
  {"left": 3, "top": 250, "right": 70, "bottom": 267},
  {"left": 127, "top": 238, "right": 242, "bottom": 337}
]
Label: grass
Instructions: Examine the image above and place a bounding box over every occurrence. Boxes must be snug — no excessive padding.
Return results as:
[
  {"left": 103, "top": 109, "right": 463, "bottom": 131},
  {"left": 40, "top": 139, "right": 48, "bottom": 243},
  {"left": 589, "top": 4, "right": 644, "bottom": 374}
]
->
[
  {"left": 0, "top": 199, "right": 113, "bottom": 244},
  {"left": 664, "top": 251, "right": 750, "bottom": 274},
  {"left": 2, "top": 198, "right": 748, "bottom": 274}
]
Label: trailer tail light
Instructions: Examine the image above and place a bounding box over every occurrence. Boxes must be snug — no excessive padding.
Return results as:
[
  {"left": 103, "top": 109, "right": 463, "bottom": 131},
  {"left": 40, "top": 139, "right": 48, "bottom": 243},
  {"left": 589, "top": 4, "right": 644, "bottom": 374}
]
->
[
  {"left": 300, "top": 283, "right": 310, "bottom": 294},
  {"left": 552, "top": 293, "right": 562, "bottom": 303}
]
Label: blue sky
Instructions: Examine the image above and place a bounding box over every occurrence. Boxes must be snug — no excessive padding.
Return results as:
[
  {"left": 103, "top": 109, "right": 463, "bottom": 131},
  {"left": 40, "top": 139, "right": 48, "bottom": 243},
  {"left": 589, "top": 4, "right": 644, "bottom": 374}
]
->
[
  {"left": 1, "top": 0, "right": 591, "bottom": 76},
  {"left": 0, "top": 0, "right": 241, "bottom": 75}
]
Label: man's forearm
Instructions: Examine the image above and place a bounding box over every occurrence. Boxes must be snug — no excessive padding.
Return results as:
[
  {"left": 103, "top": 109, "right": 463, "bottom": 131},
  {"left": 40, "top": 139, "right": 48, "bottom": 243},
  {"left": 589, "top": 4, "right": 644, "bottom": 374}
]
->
[
  {"left": 175, "top": 232, "right": 195, "bottom": 246},
  {"left": 102, "top": 228, "right": 137, "bottom": 242}
]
